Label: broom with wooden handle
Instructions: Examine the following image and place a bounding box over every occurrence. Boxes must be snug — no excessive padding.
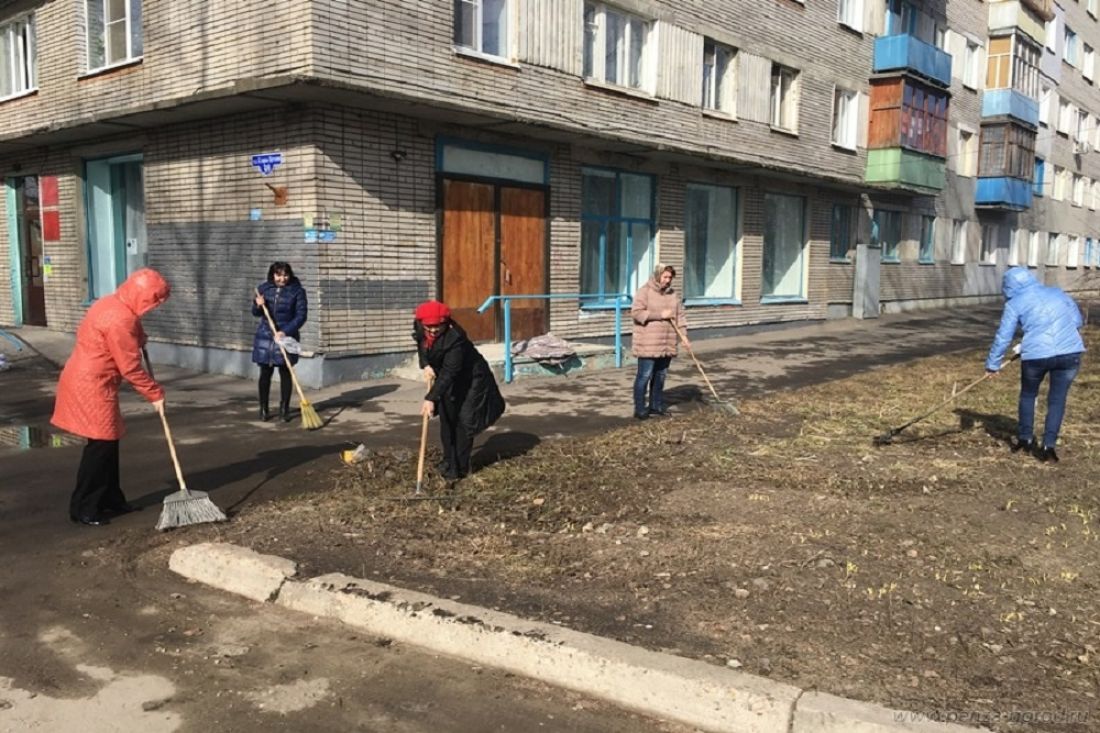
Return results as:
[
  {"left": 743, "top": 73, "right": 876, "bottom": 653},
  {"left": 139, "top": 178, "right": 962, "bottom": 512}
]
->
[
  {"left": 414, "top": 374, "right": 435, "bottom": 495},
  {"left": 256, "top": 290, "right": 323, "bottom": 430},
  {"left": 144, "top": 349, "right": 227, "bottom": 530}
]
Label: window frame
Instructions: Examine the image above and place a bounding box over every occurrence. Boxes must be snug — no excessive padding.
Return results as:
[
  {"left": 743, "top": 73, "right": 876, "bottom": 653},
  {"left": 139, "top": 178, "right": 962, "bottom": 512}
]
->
[
  {"left": 837, "top": 0, "right": 864, "bottom": 32},
  {"left": 1064, "top": 26, "right": 1079, "bottom": 67},
  {"left": 579, "top": 167, "right": 655, "bottom": 308},
  {"left": 830, "top": 204, "right": 855, "bottom": 262},
  {"left": 963, "top": 39, "right": 981, "bottom": 90},
  {"left": 956, "top": 128, "right": 978, "bottom": 177},
  {"left": 682, "top": 183, "right": 740, "bottom": 304},
  {"left": 702, "top": 39, "right": 736, "bottom": 116},
  {"left": 874, "top": 209, "right": 903, "bottom": 263},
  {"left": 84, "top": 0, "right": 143, "bottom": 73},
  {"left": 951, "top": 219, "right": 967, "bottom": 265},
  {"left": 918, "top": 215, "right": 935, "bottom": 264},
  {"left": 1033, "top": 157, "right": 1045, "bottom": 197},
  {"left": 454, "top": 0, "right": 512, "bottom": 60},
  {"left": 0, "top": 12, "right": 36, "bottom": 100},
  {"left": 1046, "top": 232, "right": 1060, "bottom": 267},
  {"left": 582, "top": 2, "right": 653, "bottom": 93},
  {"left": 831, "top": 86, "right": 859, "bottom": 150},
  {"left": 769, "top": 63, "right": 800, "bottom": 133},
  {"left": 979, "top": 223, "right": 999, "bottom": 265},
  {"left": 978, "top": 123, "right": 1036, "bottom": 180}
]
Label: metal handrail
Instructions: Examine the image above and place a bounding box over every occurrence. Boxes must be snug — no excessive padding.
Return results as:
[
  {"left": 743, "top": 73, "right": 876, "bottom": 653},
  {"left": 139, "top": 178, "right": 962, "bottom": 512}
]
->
[{"left": 476, "top": 293, "right": 632, "bottom": 383}]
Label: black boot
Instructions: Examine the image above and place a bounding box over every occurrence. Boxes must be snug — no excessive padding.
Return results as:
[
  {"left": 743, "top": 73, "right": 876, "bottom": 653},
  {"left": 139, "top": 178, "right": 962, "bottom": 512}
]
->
[
  {"left": 280, "top": 401, "right": 292, "bottom": 422},
  {"left": 259, "top": 404, "right": 270, "bottom": 422},
  {"left": 258, "top": 378, "right": 271, "bottom": 422}
]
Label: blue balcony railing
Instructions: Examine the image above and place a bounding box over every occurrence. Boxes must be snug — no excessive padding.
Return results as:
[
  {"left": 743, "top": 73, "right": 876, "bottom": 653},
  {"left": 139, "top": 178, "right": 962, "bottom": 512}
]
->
[
  {"left": 873, "top": 34, "right": 952, "bottom": 88},
  {"left": 982, "top": 89, "right": 1040, "bottom": 128},
  {"left": 976, "top": 177, "right": 1034, "bottom": 210}
]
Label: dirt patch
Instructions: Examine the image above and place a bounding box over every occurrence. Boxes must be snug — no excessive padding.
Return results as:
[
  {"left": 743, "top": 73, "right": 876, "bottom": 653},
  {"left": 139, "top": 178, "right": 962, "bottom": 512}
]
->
[{"left": 142, "top": 329, "right": 1100, "bottom": 732}]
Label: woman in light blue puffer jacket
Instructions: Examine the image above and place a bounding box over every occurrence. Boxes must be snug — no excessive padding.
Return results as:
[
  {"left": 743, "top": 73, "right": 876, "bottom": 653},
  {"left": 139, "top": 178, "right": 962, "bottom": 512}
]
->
[{"left": 985, "top": 267, "right": 1085, "bottom": 462}]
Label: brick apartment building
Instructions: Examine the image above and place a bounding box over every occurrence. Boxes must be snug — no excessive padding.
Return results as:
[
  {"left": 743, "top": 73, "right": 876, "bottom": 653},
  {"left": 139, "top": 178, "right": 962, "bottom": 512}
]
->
[{"left": 1, "top": 0, "right": 1098, "bottom": 386}]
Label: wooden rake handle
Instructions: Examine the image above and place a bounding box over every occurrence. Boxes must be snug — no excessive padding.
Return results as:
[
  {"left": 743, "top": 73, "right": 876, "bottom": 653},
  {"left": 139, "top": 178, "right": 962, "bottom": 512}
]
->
[
  {"left": 141, "top": 347, "right": 189, "bottom": 493},
  {"left": 416, "top": 375, "right": 434, "bottom": 491},
  {"left": 256, "top": 290, "right": 309, "bottom": 404},
  {"left": 670, "top": 320, "right": 723, "bottom": 404}
]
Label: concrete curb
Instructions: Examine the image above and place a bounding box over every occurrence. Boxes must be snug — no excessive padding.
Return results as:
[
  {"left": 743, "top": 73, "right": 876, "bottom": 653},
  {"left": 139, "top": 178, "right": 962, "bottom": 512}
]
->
[{"left": 170, "top": 543, "right": 983, "bottom": 733}]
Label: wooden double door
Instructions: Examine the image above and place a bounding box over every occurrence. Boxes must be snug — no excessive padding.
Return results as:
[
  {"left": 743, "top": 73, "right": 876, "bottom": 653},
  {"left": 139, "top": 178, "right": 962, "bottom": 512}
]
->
[{"left": 441, "top": 178, "right": 547, "bottom": 343}]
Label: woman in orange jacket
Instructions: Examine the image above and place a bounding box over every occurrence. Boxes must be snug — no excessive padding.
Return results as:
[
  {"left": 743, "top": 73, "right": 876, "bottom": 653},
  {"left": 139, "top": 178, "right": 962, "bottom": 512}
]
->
[{"left": 52, "top": 268, "right": 170, "bottom": 526}]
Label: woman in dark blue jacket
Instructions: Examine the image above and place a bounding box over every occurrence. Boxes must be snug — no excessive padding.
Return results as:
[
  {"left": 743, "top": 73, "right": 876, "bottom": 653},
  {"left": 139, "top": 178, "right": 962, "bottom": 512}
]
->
[
  {"left": 986, "top": 267, "right": 1085, "bottom": 462},
  {"left": 251, "top": 262, "right": 308, "bottom": 422}
]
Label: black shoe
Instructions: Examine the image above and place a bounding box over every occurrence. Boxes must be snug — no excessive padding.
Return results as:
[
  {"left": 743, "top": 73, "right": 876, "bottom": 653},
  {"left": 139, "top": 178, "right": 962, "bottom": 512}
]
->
[
  {"left": 1038, "top": 446, "right": 1059, "bottom": 463},
  {"left": 633, "top": 411, "right": 649, "bottom": 421},
  {"left": 648, "top": 407, "right": 670, "bottom": 417},
  {"left": 280, "top": 403, "right": 292, "bottom": 422},
  {"left": 259, "top": 405, "right": 270, "bottom": 422},
  {"left": 70, "top": 514, "right": 109, "bottom": 526},
  {"left": 1011, "top": 438, "right": 1034, "bottom": 453}
]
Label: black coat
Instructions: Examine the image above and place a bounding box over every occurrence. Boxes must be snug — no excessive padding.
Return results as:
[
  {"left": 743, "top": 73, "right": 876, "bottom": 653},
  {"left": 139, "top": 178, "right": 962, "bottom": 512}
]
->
[
  {"left": 415, "top": 322, "right": 505, "bottom": 434},
  {"left": 252, "top": 280, "right": 307, "bottom": 366}
]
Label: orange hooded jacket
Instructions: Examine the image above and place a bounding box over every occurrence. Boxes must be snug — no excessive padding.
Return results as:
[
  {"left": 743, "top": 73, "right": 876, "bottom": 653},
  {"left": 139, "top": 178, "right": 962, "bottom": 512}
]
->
[{"left": 51, "top": 268, "right": 170, "bottom": 440}]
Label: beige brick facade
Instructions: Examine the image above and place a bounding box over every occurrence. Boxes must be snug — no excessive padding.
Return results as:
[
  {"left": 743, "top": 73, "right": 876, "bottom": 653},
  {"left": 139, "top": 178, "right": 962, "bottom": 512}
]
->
[{"left": 1, "top": 0, "right": 1097, "bottom": 384}]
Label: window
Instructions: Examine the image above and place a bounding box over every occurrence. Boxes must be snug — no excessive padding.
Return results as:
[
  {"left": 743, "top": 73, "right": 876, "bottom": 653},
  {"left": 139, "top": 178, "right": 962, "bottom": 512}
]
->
[
  {"left": 1028, "top": 231, "right": 1041, "bottom": 267},
  {"left": 1090, "top": 0, "right": 1098, "bottom": 18},
  {"left": 963, "top": 40, "right": 981, "bottom": 89},
  {"left": 1011, "top": 35, "right": 1041, "bottom": 98},
  {"left": 980, "top": 224, "right": 998, "bottom": 264},
  {"left": 831, "top": 87, "right": 859, "bottom": 149},
  {"left": 684, "top": 184, "right": 738, "bottom": 301},
  {"left": 830, "top": 204, "right": 854, "bottom": 261},
  {"left": 956, "top": 129, "right": 978, "bottom": 176},
  {"left": 702, "top": 41, "right": 736, "bottom": 115},
  {"left": 583, "top": 3, "right": 651, "bottom": 91},
  {"left": 454, "top": 0, "right": 510, "bottom": 58},
  {"left": 770, "top": 63, "right": 799, "bottom": 132},
  {"left": 1039, "top": 85, "right": 1053, "bottom": 127},
  {"left": 919, "top": 215, "right": 935, "bottom": 263},
  {"left": 978, "top": 124, "right": 1036, "bottom": 180},
  {"left": 874, "top": 210, "right": 903, "bottom": 262},
  {"left": 762, "top": 193, "right": 806, "bottom": 300},
  {"left": 1033, "top": 158, "right": 1045, "bottom": 196},
  {"left": 838, "top": 0, "right": 863, "bottom": 31},
  {"left": 951, "top": 220, "right": 967, "bottom": 264},
  {"left": 1053, "top": 166, "right": 1066, "bottom": 200},
  {"left": 1085, "top": 44, "right": 1096, "bottom": 82},
  {"left": 900, "top": 82, "right": 949, "bottom": 156},
  {"left": 1073, "top": 174, "right": 1085, "bottom": 206},
  {"left": 1086, "top": 238, "right": 1095, "bottom": 268},
  {"left": 1064, "top": 26, "right": 1079, "bottom": 67},
  {"left": 86, "top": 0, "right": 142, "bottom": 71},
  {"left": 1046, "top": 232, "right": 1059, "bottom": 266},
  {"left": 1093, "top": 180, "right": 1100, "bottom": 210},
  {"left": 580, "top": 168, "right": 653, "bottom": 305},
  {"left": 1058, "top": 99, "right": 1073, "bottom": 135},
  {"left": 1045, "top": 18, "right": 1057, "bottom": 52},
  {"left": 0, "top": 13, "right": 35, "bottom": 98},
  {"left": 1008, "top": 228, "right": 1023, "bottom": 266},
  {"left": 1067, "top": 235, "right": 1080, "bottom": 267},
  {"left": 1076, "top": 109, "right": 1089, "bottom": 144}
]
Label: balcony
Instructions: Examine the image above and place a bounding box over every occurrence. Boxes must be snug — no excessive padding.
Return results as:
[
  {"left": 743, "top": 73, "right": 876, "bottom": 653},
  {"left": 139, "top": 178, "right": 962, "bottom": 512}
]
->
[
  {"left": 982, "top": 89, "right": 1039, "bottom": 127},
  {"left": 873, "top": 35, "right": 953, "bottom": 89},
  {"left": 988, "top": 1, "right": 1048, "bottom": 44},
  {"left": 975, "top": 177, "right": 1033, "bottom": 210},
  {"left": 865, "top": 148, "right": 946, "bottom": 193}
]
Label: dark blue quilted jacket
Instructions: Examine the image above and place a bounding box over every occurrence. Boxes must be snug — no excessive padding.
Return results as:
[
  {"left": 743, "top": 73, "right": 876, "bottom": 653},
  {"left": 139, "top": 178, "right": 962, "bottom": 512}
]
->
[{"left": 251, "top": 280, "right": 307, "bottom": 366}]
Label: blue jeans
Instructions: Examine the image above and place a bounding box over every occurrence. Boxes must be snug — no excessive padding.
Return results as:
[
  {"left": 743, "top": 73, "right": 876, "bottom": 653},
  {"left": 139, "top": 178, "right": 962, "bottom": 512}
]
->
[
  {"left": 1018, "top": 353, "right": 1081, "bottom": 448},
  {"left": 634, "top": 356, "right": 672, "bottom": 415}
]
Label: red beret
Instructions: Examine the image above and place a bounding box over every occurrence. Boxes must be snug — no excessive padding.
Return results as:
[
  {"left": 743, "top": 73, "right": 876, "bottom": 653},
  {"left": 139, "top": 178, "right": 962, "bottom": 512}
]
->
[{"left": 414, "top": 300, "right": 452, "bottom": 326}]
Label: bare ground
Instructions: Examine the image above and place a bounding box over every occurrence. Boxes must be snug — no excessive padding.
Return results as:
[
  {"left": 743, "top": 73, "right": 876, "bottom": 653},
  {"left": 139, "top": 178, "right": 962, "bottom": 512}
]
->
[{"left": 133, "top": 328, "right": 1100, "bottom": 732}]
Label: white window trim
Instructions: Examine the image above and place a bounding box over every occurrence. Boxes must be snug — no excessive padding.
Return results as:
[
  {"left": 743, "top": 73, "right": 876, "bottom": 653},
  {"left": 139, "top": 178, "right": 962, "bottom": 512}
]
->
[
  {"left": 0, "top": 12, "right": 36, "bottom": 101},
  {"left": 963, "top": 40, "right": 981, "bottom": 90},
  {"left": 831, "top": 86, "right": 859, "bottom": 150},
  {"left": 770, "top": 63, "right": 800, "bottom": 134},
  {"left": 702, "top": 40, "right": 737, "bottom": 116},
  {"left": 583, "top": 2, "right": 654, "bottom": 94},
  {"left": 454, "top": 0, "right": 513, "bottom": 60},
  {"left": 951, "top": 220, "right": 968, "bottom": 264},
  {"left": 956, "top": 127, "right": 978, "bottom": 177},
  {"left": 83, "top": 0, "right": 143, "bottom": 74},
  {"left": 838, "top": 0, "right": 864, "bottom": 33}
]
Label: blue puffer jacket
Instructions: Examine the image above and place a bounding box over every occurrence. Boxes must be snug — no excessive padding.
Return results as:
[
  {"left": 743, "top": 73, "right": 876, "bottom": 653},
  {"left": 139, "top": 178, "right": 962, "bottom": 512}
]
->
[
  {"left": 251, "top": 280, "right": 308, "bottom": 366},
  {"left": 986, "top": 267, "right": 1084, "bottom": 371}
]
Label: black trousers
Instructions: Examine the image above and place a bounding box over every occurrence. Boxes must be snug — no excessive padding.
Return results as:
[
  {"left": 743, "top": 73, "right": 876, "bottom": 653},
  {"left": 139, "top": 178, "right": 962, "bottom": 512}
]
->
[
  {"left": 438, "top": 398, "right": 473, "bottom": 478},
  {"left": 70, "top": 439, "right": 124, "bottom": 520},
  {"left": 258, "top": 365, "right": 292, "bottom": 407}
]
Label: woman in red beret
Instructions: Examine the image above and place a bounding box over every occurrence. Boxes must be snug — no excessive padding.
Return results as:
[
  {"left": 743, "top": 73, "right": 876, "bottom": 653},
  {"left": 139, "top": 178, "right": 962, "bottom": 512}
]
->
[{"left": 413, "top": 300, "right": 505, "bottom": 480}]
